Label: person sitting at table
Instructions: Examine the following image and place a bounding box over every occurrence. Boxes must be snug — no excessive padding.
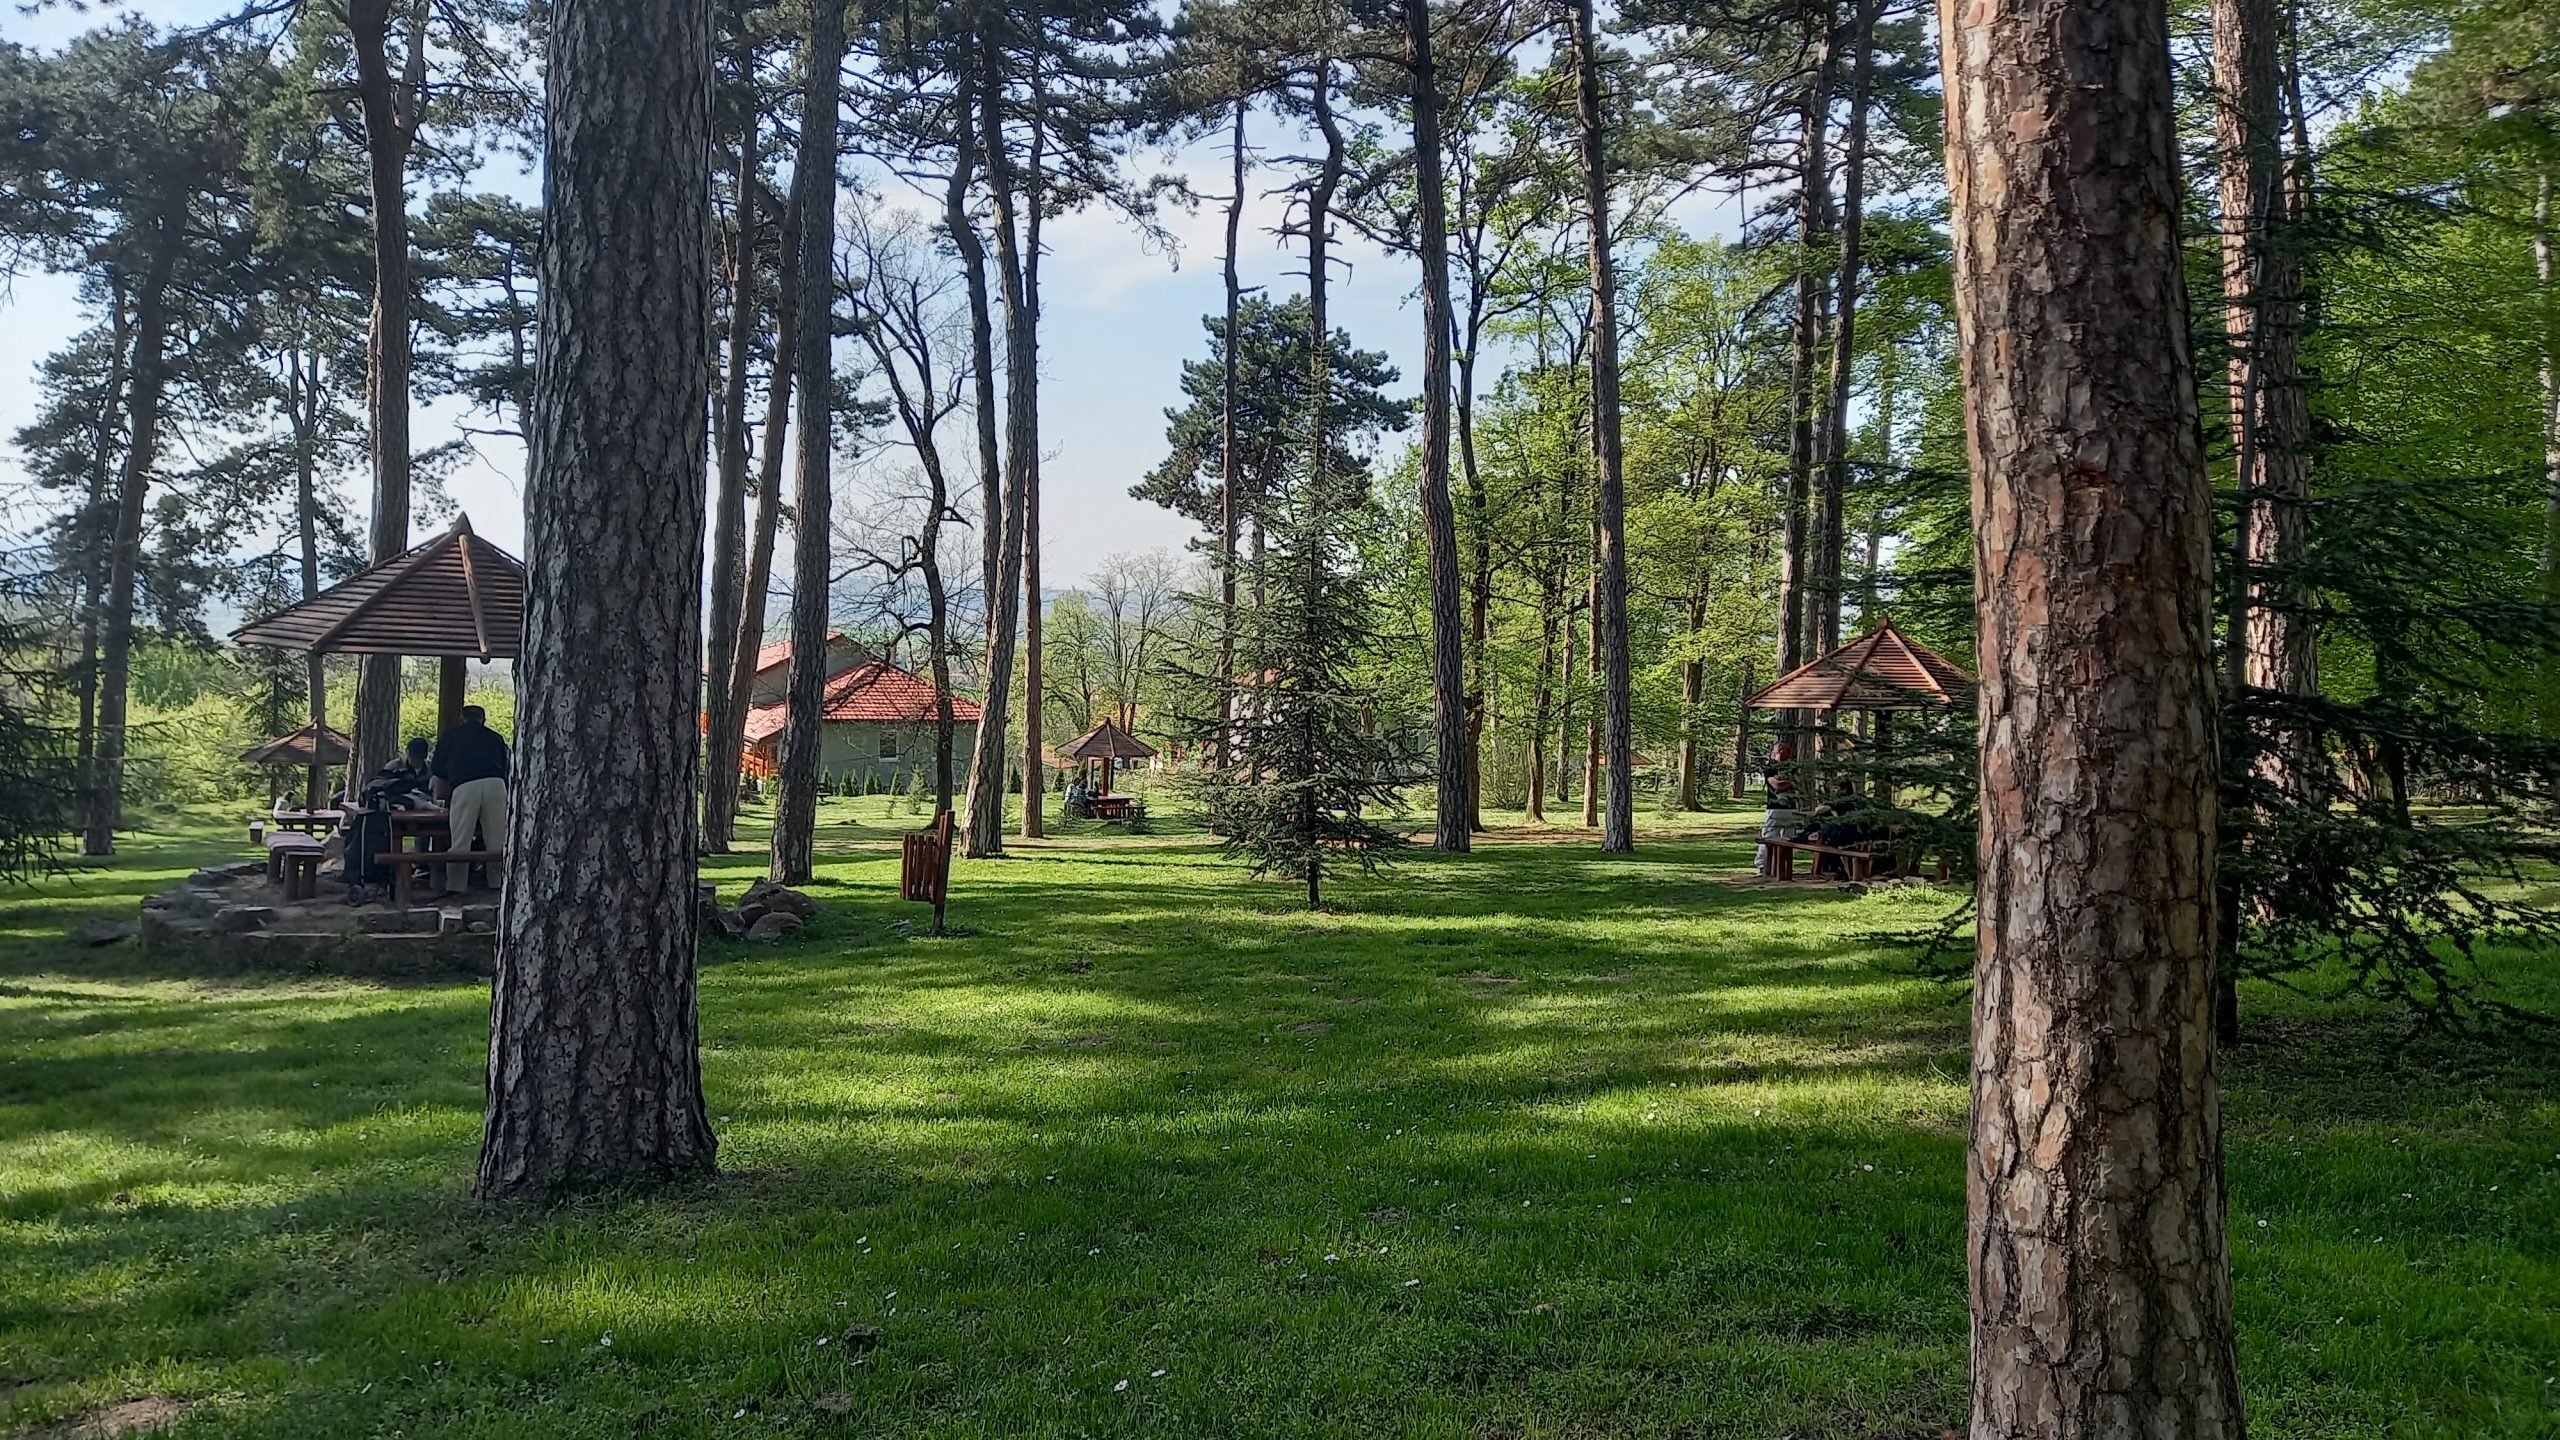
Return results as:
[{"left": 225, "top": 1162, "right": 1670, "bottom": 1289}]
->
[
  {"left": 1796, "top": 779, "right": 1870, "bottom": 879},
  {"left": 341, "top": 739, "right": 434, "bottom": 899},
  {"left": 1065, "top": 777, "right": 1090, "bottom": 818},
  {"left": 432, "top": 704, "right": 510, "bottom": 896}
]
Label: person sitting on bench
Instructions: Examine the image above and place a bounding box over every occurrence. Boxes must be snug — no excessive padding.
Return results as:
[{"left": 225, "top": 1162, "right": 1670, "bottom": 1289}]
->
[
  {"left": 432, "top": 704, "right": 509, "bottom": 896},
  {"left": 1796, "top": 779, "right": 1870, "bottom": 879}
]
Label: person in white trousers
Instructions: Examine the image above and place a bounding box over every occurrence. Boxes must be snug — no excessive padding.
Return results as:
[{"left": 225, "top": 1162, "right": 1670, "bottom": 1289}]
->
[{"left": 431, "top": 703, "right": 510, "bottom": 896}]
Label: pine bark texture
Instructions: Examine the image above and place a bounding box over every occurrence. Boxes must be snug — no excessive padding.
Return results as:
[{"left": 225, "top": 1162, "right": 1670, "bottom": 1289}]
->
[
  {"left": 1409, "top": 0, "right": 1471, "bottom": 853},
  {"left": 476, "top": 0, "right": 718, "bottom": 1201},
  {"left": 348, "top": 0, "right": 422, "bottom": 785},
  {"left": 1778, "top": 10, "right": 1835, "bottom": 683},
  {"left": 769, "top": 0, "right": 848, "bottom": 886},
  {"left": 1941, "top": 0, "right": 2244, "bottom": 1433},
  {"left": 1572, "top": 0, "right": 1633, "bottom": 855}
]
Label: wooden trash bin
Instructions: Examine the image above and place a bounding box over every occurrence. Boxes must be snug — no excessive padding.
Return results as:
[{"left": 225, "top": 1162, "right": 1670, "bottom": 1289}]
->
[{"left": 901, "top": 810, "right": 954, "bottom": 932}]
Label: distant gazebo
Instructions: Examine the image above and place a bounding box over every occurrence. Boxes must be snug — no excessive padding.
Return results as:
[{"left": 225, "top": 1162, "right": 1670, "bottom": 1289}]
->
[
  {"left": 234, "top": 514, "right": 525, "bottom": 764},
  {"left": 1061, "top": 710, "right": 1157, "bottom": 794},
  {"left": 238, "top": 722, "right": 353, "bottom": 770}
]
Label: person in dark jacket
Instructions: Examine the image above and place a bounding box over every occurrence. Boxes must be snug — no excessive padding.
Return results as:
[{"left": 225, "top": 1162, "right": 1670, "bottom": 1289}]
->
[{"left": 431, "top": 704, "right": 509, "bottom": 895}]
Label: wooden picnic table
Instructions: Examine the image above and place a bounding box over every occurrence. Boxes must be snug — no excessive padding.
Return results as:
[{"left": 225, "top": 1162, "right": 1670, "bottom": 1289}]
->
[{"left": 1085, "top": 794, "right": 1138, "bottom": 821}]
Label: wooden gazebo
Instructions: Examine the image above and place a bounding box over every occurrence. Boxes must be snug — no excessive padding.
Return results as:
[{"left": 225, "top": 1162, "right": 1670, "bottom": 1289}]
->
[
  {"left": 1061, "top": 710, "right": 1157, "bottom": 794},
  {"left": 1745, "top": 618, "right": 1973, "bottom": 714},
  {"left": 238, "top": 722, "right": 353, "bottom": 769},
  {"left": 233, "top": 514, "right": 525, "bottom": 754}
]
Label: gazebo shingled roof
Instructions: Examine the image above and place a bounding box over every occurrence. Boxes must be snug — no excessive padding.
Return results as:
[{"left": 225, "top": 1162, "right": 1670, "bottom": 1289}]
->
[
  {"left": 1745, "top": 619, "right": 1973, "bottom": 713},
  {"left": 239, "top": 722, "right": 353, "bottom": 769},
  {"left": 1061, "top": 719, "right": 1157, "bottom": 764},
  {"left": 232, "top": 514, "right": 524, "bottom": 661}
]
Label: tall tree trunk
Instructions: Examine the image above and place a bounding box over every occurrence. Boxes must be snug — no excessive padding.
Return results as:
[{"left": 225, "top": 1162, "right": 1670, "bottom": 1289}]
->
[
  {"left": 701, "top": 105, "right": 760, "bottom": 853},
  {"left": 964, "top": 25, "right": 1031, "bottom": 857},
  {"left": 1777, "top": 3, "right": 1835, "bottom": 687},
  {"left": 1729, "top": 656, "right": 1755, "bottom": 799},
  {"left": 1571, "top": 0, "right": 1633, "bottom": 853},
  {"left": 2216, "top": 0, "right": 2314, "bottom": 714},
  {"left": 942, "top": 36, "right": 1003, "bottom": 658},
  {"left": 714, "top": 170, "right": 805, "bottom": 821},
  {"left": 1817, "top": 0, "right": 1879, "bottom": 656},
  {"left": 1943, "top": 0, "right": 2244, "bottom": 1432},
  {"left": 292, "top": 349, "right": 329, "bottom": 810},
  {"left": 72, "top": 286, "right": 131, "bottom": 834},
  {"left": 1408, "top": 0, "right": 1471, "bottom": 853},
  {"left": 476, "top": 0, "right": 718, "bottom": 1201},
  {"left": 84, "top": 233, "right": 177, "bottom": 857},
  {"left": 1680, "top": 591, "right": 1704, "bottom": 810},
  {"left": 2539, "top": 167, "right": 2559, "bottom": 683},
  {"left": 768, "top": 0, "right": 847, "bottom": 885},
  {"left": 1458, "top": 314, "right": 1491, "bottom": 832},
  {"left": 1527, "top": 585, "right": 1558, "bottom": 822},
  {"left": 348, "top": 0, "right": 425, "bottom": 784},
  {"left": 1018, "top": 55, "right": 1049, "bottom": 842},
  {"left": 1304, "top": 48, "right": 1345, "bottom": 906},
  {"left": 1218, "top": 97, "right": 1248, "bottom": 769}
]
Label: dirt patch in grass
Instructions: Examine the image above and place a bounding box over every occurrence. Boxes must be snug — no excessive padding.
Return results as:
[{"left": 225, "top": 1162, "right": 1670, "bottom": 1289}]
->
[{"left": 26, "top": 1396, "right": 194, "bottom": 1440}]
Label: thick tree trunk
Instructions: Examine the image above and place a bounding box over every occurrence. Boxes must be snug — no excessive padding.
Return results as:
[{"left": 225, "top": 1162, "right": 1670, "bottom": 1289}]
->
[
  {"left": 964, "top": 28, "right": 1031, "bottom": 857},
  {"left": 1943, "top": 0, "right": 2244, "bottom": 1432},
  {"left": 701, "top": 109, "right": 760, "bottom": 853},
  {"left": 713, "top": 171, "right": 805, "bottom": 825},
  {"left": 1571, "top": 0, "right": 1634, "bottom": 853},
  {"left": 768, "top": 0, "right": 847, "bottom": 885},
  {"left": 1817, "top": 0, "right": 1879, "bottom": 657},
  {"left": 1409, "top": 0, "right": 1471, "bottom": 853},
  {"left": 476, "top": 0, "right": 718, "bottom": 1201},
  {"left": 84, "top": 234, "right": 176, "bottom": 857},
  {"left": 348, "top": 0, "right": 424, "bottom": 785}
]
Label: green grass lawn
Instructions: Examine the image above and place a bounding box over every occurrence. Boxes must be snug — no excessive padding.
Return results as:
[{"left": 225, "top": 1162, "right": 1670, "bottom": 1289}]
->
[{"left": 2, "top": 797, "right": 2555, "bottom": 1438}]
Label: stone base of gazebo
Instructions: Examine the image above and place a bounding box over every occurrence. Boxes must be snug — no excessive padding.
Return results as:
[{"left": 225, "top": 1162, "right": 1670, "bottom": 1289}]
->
[{"left": 137, "top": 861, "right": 496, "bottom": 979}]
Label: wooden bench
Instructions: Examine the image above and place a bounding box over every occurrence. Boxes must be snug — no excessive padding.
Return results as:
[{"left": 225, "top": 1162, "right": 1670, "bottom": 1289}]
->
[
  {"left": 1762, "top": 837, "right": 1879, "bottom": 882},
  {"left": 281, "top": 847, "right": 325, "bottom": 902},
  {"left": 378, "top": 850, "right": 502, "bottom": 906},
  {"left": 264, "top": 830, "right": 325, "bottom": 883}
]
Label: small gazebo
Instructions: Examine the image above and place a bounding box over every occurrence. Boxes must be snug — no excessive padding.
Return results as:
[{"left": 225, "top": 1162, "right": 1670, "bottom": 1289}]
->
[
  {"left": 233, "top": 514, "right": 525, "bottom": 764},
  {"left": 238, "top": 722, "right": 353, "bottom": 770},
  {"left": 1061, "top": 709, "right": 1157, "bottom": 795},
  {"left": 1745, "top": 618, "right": 1973, "bottom": 715},
  {"left": 239, "top": 722, "right": 353, "bottom": 807},
  {"left": 1747, "top": 619, "right": 1972, "bottom": 805}
]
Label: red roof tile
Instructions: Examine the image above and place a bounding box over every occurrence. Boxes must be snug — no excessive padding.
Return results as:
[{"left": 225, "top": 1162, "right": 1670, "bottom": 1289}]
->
[{"left": 742, "top": 659, "right": 983, "bottom": 743}]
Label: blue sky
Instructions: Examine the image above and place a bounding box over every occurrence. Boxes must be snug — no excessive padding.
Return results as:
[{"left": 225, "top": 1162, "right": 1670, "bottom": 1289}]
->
[{"left": 0, "top": 5, "right": 1748, "bottom": 590}]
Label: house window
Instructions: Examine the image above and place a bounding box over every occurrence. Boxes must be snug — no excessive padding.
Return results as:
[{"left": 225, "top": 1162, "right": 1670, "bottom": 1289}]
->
[{"left": 878, "top": 728, "right": 900, "bottom": 760}]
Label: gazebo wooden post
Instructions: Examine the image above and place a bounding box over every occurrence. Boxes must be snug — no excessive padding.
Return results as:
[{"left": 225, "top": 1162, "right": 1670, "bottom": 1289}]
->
[
  {"left": 438, "top": 656, "right": 467, "bottom": 736},
  {"left": 1874, "top": 708, "right": 1895, "bottom": 810}
]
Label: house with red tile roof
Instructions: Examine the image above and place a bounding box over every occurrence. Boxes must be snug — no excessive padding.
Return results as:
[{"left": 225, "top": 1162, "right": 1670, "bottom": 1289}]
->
[
  {"left": 734, "top": 632, "right": 871, "bottom": 708},
  {"left": 736, "top": 657, "right": 983, "bottom": 785}
]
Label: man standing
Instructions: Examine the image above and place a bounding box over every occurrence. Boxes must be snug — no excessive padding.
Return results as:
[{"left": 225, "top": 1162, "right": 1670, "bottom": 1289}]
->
[
  {"left": 433, "top": 703, "right": 510, "bottom": 895},
  {"left": 1756, "top": 740, "right": 1799, "bottom": 877}
]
